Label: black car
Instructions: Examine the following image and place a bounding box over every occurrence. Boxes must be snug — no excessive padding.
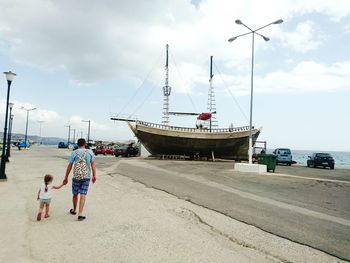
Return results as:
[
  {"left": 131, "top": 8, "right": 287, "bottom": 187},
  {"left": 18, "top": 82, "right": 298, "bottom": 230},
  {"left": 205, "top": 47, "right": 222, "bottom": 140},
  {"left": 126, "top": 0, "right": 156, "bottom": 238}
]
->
[
  {"left": 114, "top": 145, "right": 139, "bottom": 157},
  {"left": 307, "top": 153, "right": 334, "bottom": 169},
  {"left": 58, "top": 142, "right": 68, "bottom": 148}
]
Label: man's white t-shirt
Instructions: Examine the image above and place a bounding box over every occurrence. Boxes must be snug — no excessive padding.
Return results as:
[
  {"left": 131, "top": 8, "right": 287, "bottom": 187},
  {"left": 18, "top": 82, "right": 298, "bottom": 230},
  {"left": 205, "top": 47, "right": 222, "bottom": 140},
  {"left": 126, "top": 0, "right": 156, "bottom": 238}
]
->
[{"left": 39, "top": 183, "right": 53, "bottom": 199}]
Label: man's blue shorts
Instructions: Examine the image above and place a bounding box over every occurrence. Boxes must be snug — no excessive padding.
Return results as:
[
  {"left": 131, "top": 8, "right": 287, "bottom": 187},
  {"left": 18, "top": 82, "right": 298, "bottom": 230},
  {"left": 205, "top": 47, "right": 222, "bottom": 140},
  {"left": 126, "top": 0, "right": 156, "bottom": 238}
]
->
[{"left": 72, "top": 179, "right": 90, "bottom": 195}]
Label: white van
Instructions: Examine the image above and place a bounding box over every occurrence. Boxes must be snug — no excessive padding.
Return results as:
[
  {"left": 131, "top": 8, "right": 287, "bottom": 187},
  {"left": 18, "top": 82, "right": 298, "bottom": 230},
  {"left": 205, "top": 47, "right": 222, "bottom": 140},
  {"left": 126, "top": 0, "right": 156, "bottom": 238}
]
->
[{"left": 273, "top": 148, "right": 292, "bottom": 166}]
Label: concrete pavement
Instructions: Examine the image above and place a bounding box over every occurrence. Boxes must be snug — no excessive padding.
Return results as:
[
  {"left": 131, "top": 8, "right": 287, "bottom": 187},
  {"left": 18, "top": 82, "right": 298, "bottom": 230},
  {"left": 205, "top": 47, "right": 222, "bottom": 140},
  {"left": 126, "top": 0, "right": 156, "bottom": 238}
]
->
[
  {"left": 109, "top": 158, "right": 350, "bottom": 261},
  {"left": 0, "top": 146, "right": 348, "bottom": 263}
]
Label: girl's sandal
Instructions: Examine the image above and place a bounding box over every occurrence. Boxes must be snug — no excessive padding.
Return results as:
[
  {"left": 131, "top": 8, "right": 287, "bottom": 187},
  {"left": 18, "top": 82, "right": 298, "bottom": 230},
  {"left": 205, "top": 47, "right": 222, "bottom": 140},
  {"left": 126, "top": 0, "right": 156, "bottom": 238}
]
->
[
  {"left": 44, "top": 214, "right": 50, "bottom": 218},
  {"left": 69, "top": 209, "right": 77, "bottom": 215},
  {"left": 37, "top": 212, "right": 42, "bottom": 221}
]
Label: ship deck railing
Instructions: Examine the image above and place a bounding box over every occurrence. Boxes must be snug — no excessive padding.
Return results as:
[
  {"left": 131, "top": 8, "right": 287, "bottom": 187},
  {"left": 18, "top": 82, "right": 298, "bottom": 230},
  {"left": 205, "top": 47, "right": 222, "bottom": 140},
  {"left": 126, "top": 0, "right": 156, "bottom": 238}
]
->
[{"left": 137, "top": 120, "right": 252, "bottom": 133}]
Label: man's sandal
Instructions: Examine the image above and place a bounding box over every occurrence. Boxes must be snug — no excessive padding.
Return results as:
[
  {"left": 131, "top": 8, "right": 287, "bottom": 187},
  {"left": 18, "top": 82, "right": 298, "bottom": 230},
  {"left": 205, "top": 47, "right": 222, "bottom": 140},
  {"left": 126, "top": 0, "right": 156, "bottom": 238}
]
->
[
  {"left": 78, "top": 216, "right": 86, "bottom": 221},
  {"left": 37, "top": 212, "right": 42, "bottom": 221}
]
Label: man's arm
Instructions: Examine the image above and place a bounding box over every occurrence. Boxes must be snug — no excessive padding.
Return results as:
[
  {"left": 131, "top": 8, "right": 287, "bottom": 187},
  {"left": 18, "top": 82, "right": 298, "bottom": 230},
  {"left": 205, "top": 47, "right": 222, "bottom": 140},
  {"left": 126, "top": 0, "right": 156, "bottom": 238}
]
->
[
  {"left": 63, "top": 163, "right": 73, "bottom": 185},
  {"left": 91, "top": 160, "right": 97, "bottom": 184}
]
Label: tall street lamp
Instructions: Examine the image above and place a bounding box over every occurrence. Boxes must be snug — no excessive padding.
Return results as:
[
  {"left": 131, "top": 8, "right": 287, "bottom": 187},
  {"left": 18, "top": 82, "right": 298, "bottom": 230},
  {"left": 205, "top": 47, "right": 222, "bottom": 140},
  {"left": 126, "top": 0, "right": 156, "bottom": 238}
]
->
[
  {"left": 82, "top": 120, "right": 91, "bottom": 145},
  {"left": 0, "top": 71, "right": 16, "bottom": 180},
  {"left": 64, "top": 124, "right": 71, "bottom": 149},
  {"left": 37, "top": 120, "right": 45, "bottom": 144},
  {"left": 6, "top": 102, "right": 14, "bottom": 160},
  {"left": 8, "top": 114, "right": 14, "bottom": 157},
  {"left": 21, "top": 106, "right": 37, "bottom": 147},
  {"left": 228, "top": 19, "right": 283, "bottom": 164},
  {"left": 72, "top": 128, "right": 76, "bottom": 145}
]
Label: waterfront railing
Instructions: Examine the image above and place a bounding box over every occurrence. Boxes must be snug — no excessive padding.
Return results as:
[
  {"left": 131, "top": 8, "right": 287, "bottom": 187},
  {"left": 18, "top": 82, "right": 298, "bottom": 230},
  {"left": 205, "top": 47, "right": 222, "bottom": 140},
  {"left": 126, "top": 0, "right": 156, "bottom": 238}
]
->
[{"left": 137, "top": 120, "right": 252, "bottom": 133}]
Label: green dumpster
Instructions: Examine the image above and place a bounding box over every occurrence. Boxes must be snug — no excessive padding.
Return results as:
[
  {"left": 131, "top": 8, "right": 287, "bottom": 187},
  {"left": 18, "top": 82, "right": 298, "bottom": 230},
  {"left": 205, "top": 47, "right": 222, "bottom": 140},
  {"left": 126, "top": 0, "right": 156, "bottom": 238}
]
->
[{"left": 257, "top": 154, "right": 276, "bottom": 172}]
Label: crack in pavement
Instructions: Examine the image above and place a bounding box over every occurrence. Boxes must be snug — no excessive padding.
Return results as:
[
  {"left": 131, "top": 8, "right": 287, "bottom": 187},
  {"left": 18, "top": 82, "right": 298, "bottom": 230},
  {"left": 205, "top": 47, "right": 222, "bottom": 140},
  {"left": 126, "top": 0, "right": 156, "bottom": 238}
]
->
[{"left": 174, "top": 207, "right": 291, "bottom": 263}]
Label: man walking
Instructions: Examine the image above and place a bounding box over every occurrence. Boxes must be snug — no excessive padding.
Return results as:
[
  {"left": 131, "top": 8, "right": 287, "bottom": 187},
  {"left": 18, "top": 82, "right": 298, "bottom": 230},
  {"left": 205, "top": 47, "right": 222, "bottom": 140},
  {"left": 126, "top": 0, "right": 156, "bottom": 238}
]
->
[{"left": 63, "top": 138, "right": 96, "bottom": 221}]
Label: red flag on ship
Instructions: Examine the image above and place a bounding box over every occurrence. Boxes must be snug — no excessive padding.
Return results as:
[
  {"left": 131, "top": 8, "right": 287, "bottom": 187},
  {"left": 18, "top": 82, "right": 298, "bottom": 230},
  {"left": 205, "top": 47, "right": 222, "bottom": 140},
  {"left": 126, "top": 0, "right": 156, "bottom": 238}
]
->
[{"left": 197, "top": 112, "right": 212, "bottom": 120}]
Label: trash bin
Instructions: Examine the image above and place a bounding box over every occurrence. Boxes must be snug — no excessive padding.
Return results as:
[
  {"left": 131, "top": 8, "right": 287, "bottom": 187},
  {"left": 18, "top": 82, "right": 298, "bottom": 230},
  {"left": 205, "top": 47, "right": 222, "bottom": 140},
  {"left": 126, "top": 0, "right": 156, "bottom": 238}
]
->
[{"left": 257, "top": 154, "right": 276, "bottom": 172}]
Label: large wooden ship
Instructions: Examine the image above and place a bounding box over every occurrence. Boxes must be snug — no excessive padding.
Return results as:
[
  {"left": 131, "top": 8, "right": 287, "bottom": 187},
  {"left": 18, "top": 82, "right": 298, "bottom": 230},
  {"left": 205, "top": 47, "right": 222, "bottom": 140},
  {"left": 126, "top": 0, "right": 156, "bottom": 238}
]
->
[{"left": 111, "top": 45, "right": 261, "bottom": 160}]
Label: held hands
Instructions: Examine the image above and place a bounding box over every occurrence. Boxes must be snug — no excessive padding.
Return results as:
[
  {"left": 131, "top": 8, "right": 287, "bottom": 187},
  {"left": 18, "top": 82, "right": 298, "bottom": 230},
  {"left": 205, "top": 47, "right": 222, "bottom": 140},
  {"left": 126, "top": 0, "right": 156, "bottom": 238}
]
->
[
  {"left": 53, "top": 182, "right": 65, "bottom": 190},
  {"left": 62, "top": 178, "right": 68, "bottom": 185},
  {"left": 61, "top": 177, "right": 96, "bottom": 184}
]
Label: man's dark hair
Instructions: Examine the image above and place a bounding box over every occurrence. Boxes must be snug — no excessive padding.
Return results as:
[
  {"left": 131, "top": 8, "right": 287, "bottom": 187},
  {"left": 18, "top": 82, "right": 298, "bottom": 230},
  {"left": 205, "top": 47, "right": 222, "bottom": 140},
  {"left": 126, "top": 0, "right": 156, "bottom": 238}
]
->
[{"left": 77, "top": 138, "right": 86, "bottom": 147}]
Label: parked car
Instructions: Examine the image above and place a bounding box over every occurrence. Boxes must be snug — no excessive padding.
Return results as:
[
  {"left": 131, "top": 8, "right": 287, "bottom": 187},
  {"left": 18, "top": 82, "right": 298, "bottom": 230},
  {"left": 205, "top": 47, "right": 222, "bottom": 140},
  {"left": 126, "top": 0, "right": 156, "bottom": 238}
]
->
[
  {"left": 273, "top": 148, "right": 293, "bottom": 166},
  {"left": 114, "top": 145, "right": 139, "bottom": 157},
  {"left": 18, "top": 141, "right": 30, "bottom": 150},
  {"left": 58, "top": 142, "right": 68, "bottom": 149},
  {"left": 94, "top": 145, "right": 107, "bottom": 155},
  {"left": 106, "top": 146, "right": 116, "bottom": 155},
  {"left": 94, "top": 145, "right": 115, "bottom": 155},
  {"left": 307, "top": 153, "right": 334, "bottom": 169}
]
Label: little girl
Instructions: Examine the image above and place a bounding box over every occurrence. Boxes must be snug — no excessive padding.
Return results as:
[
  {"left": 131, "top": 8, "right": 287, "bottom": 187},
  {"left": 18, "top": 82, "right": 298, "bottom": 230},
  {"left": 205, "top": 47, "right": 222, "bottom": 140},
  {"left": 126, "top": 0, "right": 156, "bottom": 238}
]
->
[{"left": 36, "top": 174, "right": 63, "bottom": 221}]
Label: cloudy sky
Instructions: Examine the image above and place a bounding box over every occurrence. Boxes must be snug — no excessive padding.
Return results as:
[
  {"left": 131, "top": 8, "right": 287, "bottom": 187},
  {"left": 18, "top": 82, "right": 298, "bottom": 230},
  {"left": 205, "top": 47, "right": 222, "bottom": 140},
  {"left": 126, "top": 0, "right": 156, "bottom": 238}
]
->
[{"left": 0, "top": 0, "right": 349, "bottom": 151}]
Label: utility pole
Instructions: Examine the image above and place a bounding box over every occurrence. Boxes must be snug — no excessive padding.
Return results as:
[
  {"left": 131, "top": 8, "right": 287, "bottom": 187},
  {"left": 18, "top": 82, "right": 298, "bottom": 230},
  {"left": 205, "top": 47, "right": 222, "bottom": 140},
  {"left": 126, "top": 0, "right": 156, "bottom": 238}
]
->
[
  {"left": 37, "top": 120, "right": 44, "bottom": 144},
  {"left": 64, "top": 125, "right": 71, "bottom": 149},
  {"left": 72, "top": 129, "right": 76, "bottom": 144},
  {"left": 21, "top": 107, "right": 36, "bottom": 147}
]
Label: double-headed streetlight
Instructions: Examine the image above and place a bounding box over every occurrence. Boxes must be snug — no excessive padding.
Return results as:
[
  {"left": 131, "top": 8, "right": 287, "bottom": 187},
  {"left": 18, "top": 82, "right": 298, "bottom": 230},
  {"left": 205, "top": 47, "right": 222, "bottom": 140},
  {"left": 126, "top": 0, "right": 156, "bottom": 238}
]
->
[
  {"left": 71, "top": 128, "right": 76, "bottom": 145},
  {"left": 21, "top": 106, "right": 37, "bottom": 147},
  {"left": 37, "top": 120, "right": 45, "bottom": 144},
  {"left": 82, "top": 120, "right": 91, "bottom": 145},
  {"left": 6, "top": 102, "right": 14, "bottom": 160},
  {"left": 0, "top": 71, "right": 16, "bottom": 180},
  {"left": 8, "top": 114, "right": 14, "bottom": 156},
  {"left": 228, "top": 19, "right": 283, "bottom": 164},
  {"left": 64, "top": 124, "right": 71, "bottom": 149}
]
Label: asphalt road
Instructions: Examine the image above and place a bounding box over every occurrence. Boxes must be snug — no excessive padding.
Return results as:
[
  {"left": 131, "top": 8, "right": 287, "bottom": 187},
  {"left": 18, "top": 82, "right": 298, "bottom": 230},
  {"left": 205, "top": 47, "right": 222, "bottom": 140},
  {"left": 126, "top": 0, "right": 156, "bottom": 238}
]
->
[{"left": 95, "top": 157, "right": 350, "bottom": 261}]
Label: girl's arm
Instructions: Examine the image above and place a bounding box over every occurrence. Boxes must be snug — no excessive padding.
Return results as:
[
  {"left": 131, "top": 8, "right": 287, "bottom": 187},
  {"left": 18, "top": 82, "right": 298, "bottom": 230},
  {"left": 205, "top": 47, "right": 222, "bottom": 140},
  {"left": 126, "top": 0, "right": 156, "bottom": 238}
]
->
[
  {"left": 37, "top": 189, "right": 40, "bottom": 200},
  {"left": 53, "top": 183, "right": 64, "bottom": 190}
]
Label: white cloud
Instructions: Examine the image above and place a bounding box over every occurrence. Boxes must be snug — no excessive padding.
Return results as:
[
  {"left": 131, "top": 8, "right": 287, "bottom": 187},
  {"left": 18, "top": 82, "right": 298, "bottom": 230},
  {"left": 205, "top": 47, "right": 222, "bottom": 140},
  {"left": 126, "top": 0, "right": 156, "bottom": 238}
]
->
[
  {"left": 0, "top": 100, "right": 132, "bottom": 141},
  {"left": 0, "top": 0, "right": 349, "bottom": 94},
  {"left": 344, "top": 24, "right": 350, "bottom": 34},
  {"left": 263, "top": 61, "right": 350, "bottom": 93},
  {"left": 280, "top": 21, "right": 322, "bottom": 53},
  {"left": 0, "top": 0, "right": 350, "bottom": 150},
  {"left": 288, "top": 0, "right": 350, "bottom": 22},
  {"left": 220, "top": 60, "right": 350, "bottom": 95}
]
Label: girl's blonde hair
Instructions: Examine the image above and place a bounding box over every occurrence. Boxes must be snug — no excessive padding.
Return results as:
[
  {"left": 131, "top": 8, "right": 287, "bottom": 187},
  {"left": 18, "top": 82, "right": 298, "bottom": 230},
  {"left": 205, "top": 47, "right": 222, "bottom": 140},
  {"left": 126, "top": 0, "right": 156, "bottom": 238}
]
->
[{"left": 44, "top": 174, "right": 53, "bottom": 192}]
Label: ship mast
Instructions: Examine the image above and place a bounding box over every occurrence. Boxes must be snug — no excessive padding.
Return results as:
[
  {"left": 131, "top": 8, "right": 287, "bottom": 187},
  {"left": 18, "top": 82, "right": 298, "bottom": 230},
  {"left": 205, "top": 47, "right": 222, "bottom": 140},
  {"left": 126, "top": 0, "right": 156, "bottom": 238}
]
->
[
  {"left": 207, "top": 56, "right": 218, "bottom": 131},
  {"left": 162, "top": 44, "right": 171, "bottom": 125}
]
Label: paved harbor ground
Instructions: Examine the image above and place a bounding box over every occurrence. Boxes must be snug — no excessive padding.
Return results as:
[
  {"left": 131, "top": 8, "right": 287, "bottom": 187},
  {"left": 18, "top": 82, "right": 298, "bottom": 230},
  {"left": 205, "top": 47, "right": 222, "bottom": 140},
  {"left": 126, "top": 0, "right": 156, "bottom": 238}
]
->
[{"left": 1, "top": 146, "right": 349, "bottom": 263}]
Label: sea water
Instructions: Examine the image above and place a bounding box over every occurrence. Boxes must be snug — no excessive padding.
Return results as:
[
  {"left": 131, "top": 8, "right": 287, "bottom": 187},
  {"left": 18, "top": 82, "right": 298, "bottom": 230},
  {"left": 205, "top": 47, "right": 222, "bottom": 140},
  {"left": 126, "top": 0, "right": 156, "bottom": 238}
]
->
[{"left": 268, "top": 149, "right": 350, "bottom": 169}]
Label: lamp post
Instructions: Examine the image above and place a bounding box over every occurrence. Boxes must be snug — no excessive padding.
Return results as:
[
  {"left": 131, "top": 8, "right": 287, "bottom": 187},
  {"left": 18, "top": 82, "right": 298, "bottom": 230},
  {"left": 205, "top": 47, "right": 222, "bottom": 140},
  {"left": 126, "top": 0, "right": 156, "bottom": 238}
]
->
[
  {"left": 228, "top": 19, "right": 283, "bottom": 164},
  {"left": 21, "top": 107, "right": 37, "bottom": 147},
  {"left": 37, "top": 121, "right": 44, "bottom": 144},
  {"left": 0, "top": 71, "right": 16, "bottom": 180},
  {"left": 64, "top": 125, "right": 71, "bottom": 149},
  {"left": 6, "top": 102, "right": 14, "bottom": 160},
  {"left": 82, "top": 120, "right": 91, "bottom": 145},
  {"left": 72, "top": 129, "right": 76, "bottom": 145},
  {"left": 8, "top": 114, "right": 14, "bottom": 156}
]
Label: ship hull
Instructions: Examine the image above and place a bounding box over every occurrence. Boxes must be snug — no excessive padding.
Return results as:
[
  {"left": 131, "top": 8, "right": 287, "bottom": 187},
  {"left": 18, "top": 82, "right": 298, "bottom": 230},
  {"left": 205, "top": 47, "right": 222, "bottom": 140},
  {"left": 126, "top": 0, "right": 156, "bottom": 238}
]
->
[{"left": 129, "top": 122, "right": 260, "bottom": 160}]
